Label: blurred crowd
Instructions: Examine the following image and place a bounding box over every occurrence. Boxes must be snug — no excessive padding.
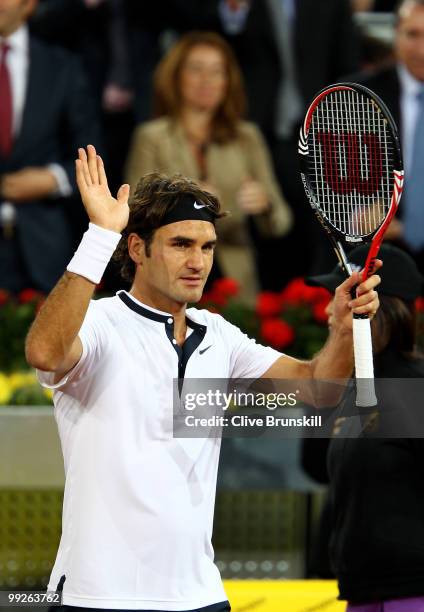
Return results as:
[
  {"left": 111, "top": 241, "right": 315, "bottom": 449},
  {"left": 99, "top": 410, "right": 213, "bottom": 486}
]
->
[{"left": 2, "top": 0, "right": 424, "bottom": 304}]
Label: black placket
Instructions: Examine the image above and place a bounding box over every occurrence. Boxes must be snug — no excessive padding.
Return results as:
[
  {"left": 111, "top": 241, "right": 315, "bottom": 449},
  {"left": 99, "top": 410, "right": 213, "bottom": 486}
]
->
[{"left": 118, "top": 292, "right": 206, "bottom": 385}]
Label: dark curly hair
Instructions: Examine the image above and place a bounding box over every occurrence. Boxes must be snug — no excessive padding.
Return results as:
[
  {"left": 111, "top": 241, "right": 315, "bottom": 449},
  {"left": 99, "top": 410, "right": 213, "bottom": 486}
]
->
[{"left": 113, "top": 172, "right": 226, "bottom": 283}]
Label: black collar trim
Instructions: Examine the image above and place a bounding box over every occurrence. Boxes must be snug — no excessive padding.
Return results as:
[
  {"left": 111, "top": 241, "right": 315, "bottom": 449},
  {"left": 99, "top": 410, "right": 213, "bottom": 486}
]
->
[
  {"left": 117, "top": 291, "right": 205, "bottom": 330},
  {"left": 118, "top": 290, "right": 207, "bottom": 394},
  {"left": 118, "top": 291, "right": 171, "bottom": 323}
]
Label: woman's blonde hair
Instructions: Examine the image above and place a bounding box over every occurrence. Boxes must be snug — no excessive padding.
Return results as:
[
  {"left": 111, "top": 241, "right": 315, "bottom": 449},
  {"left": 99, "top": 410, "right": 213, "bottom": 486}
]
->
[{"left": 153, "top": 31, "right": 247, "bottom": 143}]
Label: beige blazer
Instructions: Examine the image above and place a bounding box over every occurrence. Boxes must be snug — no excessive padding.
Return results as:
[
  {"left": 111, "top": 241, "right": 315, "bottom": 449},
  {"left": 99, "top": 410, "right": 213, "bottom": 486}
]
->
[{"left": 125, "top": 117, "right": 293, "bottom": 302}]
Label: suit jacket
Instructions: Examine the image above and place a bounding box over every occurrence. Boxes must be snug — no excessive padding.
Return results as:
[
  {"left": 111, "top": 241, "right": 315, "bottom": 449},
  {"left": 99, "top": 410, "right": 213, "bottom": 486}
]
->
[
  {"left": 30, "top": 0, "right": 222, "bottom": 106},
  {"left": 350, "top": 65, "right": 401, "bottom": 131},
  {"left": 221, "top": 0, "right": 360, "bottom": 137},
  {"left": 337, "top": 65, "right": 424, "bottom": 273},
  {"left": 349, "top": 65, "right": 402, "bottom": 217},
  {"left": 31, "top": 0, "right": 127, "bottom": 97},
  {"left": 125, "top": 117, "right": 293, "bottom": 301},
  {"left": 0, "top": 36, "right": 101, "bottom": 292}
]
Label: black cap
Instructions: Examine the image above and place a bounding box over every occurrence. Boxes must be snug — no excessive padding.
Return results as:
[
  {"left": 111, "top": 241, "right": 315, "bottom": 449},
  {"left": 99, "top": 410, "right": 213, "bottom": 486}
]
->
[{"left": 306, "top": 244, "right": 423, "bottom": 301}]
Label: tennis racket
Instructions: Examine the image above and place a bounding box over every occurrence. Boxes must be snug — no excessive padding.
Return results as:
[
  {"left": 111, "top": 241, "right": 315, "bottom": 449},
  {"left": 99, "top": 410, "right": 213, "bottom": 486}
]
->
[{"left": 298, "top": 82, "right": 404, "bottom": 407}]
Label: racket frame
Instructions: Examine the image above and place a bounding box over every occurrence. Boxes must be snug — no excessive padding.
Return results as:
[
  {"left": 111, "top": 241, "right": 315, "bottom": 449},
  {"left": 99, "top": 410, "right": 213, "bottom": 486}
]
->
[
  {"left": 298, "top": 82, "right": 404, "bottom": 407},
  {"left": 299, "top": 82, "right": 404, "bottom": 281}
]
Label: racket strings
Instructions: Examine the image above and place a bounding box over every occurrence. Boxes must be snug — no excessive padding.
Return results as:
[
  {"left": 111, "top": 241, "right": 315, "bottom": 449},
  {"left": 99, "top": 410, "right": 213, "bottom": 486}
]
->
[{"left": 307, "top": 89, "right": 394, "bottom": 237}]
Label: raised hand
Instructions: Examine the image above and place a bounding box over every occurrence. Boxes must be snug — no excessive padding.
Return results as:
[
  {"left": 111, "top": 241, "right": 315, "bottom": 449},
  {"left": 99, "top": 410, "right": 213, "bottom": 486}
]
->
[{"left": 75, "top": 145, "right": 129, "bottom": 233}]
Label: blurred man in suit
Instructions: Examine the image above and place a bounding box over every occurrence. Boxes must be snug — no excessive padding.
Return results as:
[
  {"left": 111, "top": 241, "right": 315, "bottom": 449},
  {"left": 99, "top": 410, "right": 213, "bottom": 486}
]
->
[
  {"left": 0, "top": 0, "right": 101, "bottom": 293},
  {"left": 219, "top": 0, "right": 359, "bottom": 142},
  {"left": 217, "top": 0, "right": 360, "bottom": 286},
  {"left": 350, "top": 0, "right": 424, "bottom": 273}
]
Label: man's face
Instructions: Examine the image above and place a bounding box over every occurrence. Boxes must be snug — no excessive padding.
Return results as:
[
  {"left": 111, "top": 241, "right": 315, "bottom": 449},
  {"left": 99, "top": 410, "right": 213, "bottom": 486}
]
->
[
  {"left": 396, "top": 1, "right": 424, "bottom": 82},
  {"left": 0, "top": 0, "right": 36, "bottom": 37},
  {"left": 131, "top": 220, "right": 217, "bottom": 307}
]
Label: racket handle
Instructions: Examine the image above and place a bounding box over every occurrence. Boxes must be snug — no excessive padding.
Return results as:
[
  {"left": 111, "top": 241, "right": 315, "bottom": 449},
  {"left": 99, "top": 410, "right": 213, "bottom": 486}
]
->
[{"left": 352, "top": 317, "right": 377, "bottom": 407}]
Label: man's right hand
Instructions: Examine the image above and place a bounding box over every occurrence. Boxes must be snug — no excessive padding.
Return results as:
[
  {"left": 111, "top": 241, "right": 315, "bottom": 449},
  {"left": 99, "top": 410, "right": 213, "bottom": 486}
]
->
[{"left": 76, "top": 145, "right": 130, "bottom": 233}]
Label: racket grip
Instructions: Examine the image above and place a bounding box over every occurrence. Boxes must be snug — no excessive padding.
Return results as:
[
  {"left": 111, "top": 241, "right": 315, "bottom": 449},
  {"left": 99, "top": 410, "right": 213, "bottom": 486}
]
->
[{"left": 352, "top": 317, "right": 377, "bottom": 407}]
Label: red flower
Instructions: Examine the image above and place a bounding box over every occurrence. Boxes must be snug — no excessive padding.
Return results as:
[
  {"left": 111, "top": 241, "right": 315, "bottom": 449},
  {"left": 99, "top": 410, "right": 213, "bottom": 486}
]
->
[
  {"left": 280, "top": 278, "right": 330, "bottom": 305},
  {"left": 198, "top": 292, "right": 220, "bottom": 313},
  {"left": 260, "top": 318, "right": 295, "bottom": 349},
  {"left": 18, "top": 288, "right": 44, "bottom": 304},
  {"left": 280, "top": 278, "right": 304, "bottom": 304},
  {"left": 310, "top": 286, "right": 332, "bottom": 303},
  {"left": 199, "top": 289, "right": 227, "bottom": 307},
  {"left": 212, "top": 278, "right": 240, "bottom": 297},
  {"left": 0, "top": 289, "right": 10, "bottom": 306},
  {"left": 416, "top": 297, "right": 424, "bottom": 312},
  {"left": 208, "top": 290, "right": 228, "bottom": 307},
  {"left": 279, "top": 278, "right": 311, "bottom": 304},
  {"left": 313, "top": 299, "right": 331, "bottom": 324},
  {"left": 256, "top": 292, "right": 282, "bottom": 317}
]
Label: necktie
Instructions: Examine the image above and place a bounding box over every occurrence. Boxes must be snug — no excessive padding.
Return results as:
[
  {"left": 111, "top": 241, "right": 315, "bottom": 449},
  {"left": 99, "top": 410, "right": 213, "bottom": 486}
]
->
[
  {"left": 0, "top": 42, "right": 12, "bottom": 157},
  {"left": 403, "top": 88, "right": 424, "bottom": 252}
]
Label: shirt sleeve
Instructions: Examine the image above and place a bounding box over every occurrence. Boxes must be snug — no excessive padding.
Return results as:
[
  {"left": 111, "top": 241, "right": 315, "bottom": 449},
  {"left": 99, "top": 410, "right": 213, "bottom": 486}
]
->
[
  {"left": 36, "top": 300, "right": 109, "bottom": 390},
  {"left": 46, "top": 163, "right": 73, "bottom": 198},
  {"left": 221, "top": 316, "right": 282, "bottom": 379}
]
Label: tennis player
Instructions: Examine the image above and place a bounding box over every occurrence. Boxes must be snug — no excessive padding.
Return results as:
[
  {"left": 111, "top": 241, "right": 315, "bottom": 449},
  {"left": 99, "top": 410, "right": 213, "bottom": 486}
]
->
[{"left": 25, "top": 145, "right": 380, "bottom": 612}]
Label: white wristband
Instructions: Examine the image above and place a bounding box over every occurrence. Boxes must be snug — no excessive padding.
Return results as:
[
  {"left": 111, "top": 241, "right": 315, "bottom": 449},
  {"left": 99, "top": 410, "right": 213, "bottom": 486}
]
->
[{"left": 67, "top": 223, "right": 122, "bottom": 284}]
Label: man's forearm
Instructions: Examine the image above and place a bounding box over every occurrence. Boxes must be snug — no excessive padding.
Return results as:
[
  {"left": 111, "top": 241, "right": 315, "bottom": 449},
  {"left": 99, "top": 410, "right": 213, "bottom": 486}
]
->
[
  {"left": 25, "top": 146, "right": 129, "bottom": 372},
  {"left": 25, "top": 272, "right": 95, "bottom": 371},
  {"left": 307, "top": 327, "right": 354, "bottom": 407},
  {"left": 311, "top": 327, "right": 354, "bottom": 381},
  {"left": 263, "top": 329, "right": 354, "bottom": 408},
  {"left": 263, "top": 268, "right": 380, "bottom": 406}
]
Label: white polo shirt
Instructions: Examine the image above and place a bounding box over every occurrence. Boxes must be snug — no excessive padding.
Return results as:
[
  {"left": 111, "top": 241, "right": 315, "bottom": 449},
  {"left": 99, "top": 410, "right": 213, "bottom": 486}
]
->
[{"left": 38, "top": 291, "right": 281, "bottom": 610}]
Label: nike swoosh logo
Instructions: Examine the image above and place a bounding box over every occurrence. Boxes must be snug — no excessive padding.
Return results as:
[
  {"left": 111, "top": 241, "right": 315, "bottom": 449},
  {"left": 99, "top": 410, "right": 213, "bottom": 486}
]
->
[
  {"left": 199, "top": 345, "right": 212, "bottom": 355},
  {"left": 193, "top": 202, "right": 207, "bottom": 209}
]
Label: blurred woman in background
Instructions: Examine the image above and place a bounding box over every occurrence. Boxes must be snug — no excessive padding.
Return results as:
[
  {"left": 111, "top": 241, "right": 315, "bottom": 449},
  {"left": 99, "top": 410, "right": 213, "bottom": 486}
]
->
[{"left": 125, "top": 31, "right": 292, "bottom": 302}]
